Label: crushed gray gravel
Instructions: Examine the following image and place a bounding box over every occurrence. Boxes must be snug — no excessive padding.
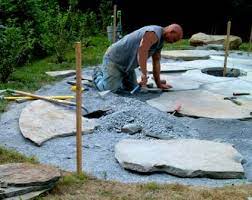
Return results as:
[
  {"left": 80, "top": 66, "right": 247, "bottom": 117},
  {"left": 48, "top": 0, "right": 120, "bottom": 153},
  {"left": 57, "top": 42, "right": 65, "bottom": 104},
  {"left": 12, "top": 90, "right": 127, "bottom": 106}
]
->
[{"left": 0, "top": 67, "right": 251, "bottom": 187}]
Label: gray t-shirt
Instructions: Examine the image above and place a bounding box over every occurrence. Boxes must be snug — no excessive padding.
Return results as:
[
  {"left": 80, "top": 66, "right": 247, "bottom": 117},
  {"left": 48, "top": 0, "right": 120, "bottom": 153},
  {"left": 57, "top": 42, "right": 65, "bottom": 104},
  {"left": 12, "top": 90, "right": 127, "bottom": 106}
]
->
[{"left": 105, "top": 25, "right": 164, "bottom": 72}]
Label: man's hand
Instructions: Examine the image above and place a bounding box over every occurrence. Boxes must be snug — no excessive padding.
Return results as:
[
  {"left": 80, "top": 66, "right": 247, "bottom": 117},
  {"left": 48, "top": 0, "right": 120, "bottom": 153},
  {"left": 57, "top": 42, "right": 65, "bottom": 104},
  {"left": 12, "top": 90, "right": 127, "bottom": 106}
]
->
[
  {"left": 139, "top": 74, "right": 148, "bottom": 86},
  {"left": 157, "top": 82, "right": 173, "bottom": 89},
  {"left": 156, "top": 79, "right": 173, "bottom": 89}
]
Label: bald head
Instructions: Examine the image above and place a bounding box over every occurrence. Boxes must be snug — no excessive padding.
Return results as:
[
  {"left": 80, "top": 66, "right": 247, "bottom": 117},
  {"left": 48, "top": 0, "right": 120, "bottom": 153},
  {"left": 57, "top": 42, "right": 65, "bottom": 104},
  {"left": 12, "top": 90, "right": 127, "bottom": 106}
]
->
[{"left": 163, "top": 24, "right": 183, "bottom": 43}]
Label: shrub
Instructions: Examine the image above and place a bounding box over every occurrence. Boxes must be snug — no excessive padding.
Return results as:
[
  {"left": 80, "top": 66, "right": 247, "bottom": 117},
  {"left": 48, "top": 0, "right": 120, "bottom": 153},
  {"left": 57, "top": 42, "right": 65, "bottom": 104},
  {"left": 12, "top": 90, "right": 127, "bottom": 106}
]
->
[
  {"left": 40, "top": 8, "right": 71, "bottom": 63},
  {"left": 0, "top": 25, "right": 34, "bottom": 82}
]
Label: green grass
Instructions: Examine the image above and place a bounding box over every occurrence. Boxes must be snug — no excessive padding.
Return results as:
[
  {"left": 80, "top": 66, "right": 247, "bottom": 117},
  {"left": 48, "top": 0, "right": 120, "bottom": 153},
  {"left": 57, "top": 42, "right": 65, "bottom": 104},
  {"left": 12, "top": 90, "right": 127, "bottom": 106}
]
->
[
  {"left": 58, "top": 172, "right": 88, "bottom": 186},
  {"left": 142, "top": 182, "right": 161, "bottom": 191},
  {"left": 163, "top": 39, "right": 192, "bottom": 50},
  {"left": 0, "top": 146, "right": 38, "bottom": 164},
  {"left": 239, "top": 42, "right": 252, "bottom": 52}
]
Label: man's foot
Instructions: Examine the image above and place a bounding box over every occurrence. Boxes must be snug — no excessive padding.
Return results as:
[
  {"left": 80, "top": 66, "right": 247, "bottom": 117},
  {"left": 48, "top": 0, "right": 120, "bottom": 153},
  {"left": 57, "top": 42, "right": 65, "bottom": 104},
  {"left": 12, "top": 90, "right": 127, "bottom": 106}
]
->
[{"left": 92, "top": 67, "right": 103, "bottom": 90}]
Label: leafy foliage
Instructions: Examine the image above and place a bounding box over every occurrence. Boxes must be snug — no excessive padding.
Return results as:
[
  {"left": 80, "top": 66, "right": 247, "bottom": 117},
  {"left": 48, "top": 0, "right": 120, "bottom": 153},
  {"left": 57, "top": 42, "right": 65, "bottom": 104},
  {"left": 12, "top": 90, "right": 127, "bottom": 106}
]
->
[{"left": 0, "top": 0, "right": 113, "bottom": 82}]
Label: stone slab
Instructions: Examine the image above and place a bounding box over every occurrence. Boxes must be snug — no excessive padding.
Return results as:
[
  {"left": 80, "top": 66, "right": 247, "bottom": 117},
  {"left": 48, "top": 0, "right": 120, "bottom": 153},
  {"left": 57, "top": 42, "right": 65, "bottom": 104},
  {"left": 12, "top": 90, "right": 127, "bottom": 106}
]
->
[
  {"left": 0, "top": 186, "right": 49, "bottom": 199},
  {"left": 19, "top": 100, "right": 97, "bottom": 146},
  {"left": 196, "top": 44, "right": 224, "bottom": 51},
  {"left": 210, "top": 55, "right": 252, "bottom": 68},
  {"left": 189, "top": 33, "right": 242, "bottom": 49},
  {"left": 5, "top": 189, "right": 48, "bottom": 200},
  {"left": 147, "top": 59, "right": 224, "bottom": 73},
  {"left": 115, "top": 139, "right": 244, "bottom": 178},
  {"left": 161, "top": 50, "right": 210, "bottom": 61},
  {"left": 182, "top": 69, "right": 236, "bottom": 84},
  {"left": 146, "top": 90, "right": 251, "bottom": 119},
  {"left": 0, "top": 163, "right": 60, "bottom": 186},
  {"left": 147, "top": 75, "right": 202, "bottom": 91},
  {"left": 239, "top": 72, "right": 252, "bottom": 83},
  {"left": 46, "top": 70, "right": 75, "bottom": 78},
  {"left": 203, "top": 79, "right": 252, "bottom": 99}
]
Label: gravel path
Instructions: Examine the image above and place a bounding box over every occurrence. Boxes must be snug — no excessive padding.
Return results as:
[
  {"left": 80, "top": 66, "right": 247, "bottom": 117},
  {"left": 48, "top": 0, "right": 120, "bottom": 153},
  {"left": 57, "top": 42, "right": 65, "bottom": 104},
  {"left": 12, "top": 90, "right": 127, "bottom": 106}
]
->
[{"left": 0, "top": 67, "right": 251, "bottom": 187}]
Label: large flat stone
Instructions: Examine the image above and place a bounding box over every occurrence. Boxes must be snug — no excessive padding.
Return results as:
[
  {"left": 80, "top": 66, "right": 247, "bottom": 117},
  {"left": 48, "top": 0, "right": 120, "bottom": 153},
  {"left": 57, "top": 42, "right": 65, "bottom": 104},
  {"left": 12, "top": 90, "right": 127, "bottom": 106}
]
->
[
  {"left": 4, "top": 189, "right": 48, "bottom": 200},
  {"left": 19, "top": 100, "right": 97, "bottom": 146},
  {"left": 147, "top": 90, "right": 251, "bottom": 119},
  {"left": 147, "top": 59, "right": 224, "bottom": 73},
  {"left": 203, "top": 79, "right": 252, "bottom": 98},
  {"left": 182, "top": 69, "right": 236, "bottom": 84},
  {"left": 0, "top": 163, "right": 60, "bottom": 186},
  {"left": 210, "top": 55, "right": 252, "bottom": 68},
  {"left": 189, "top": 32, "right": 242, "bottom": 49},
  {"left": 46, "top": 70, "right": 75, "bottom": 78},
  {"left": 1, "top": 186, "right": 50, "bottom": 200},
  {"left": 161, "top": 50, "right": 210, "bottom": 61},
  {"left": 147, "top": 75, "right": 202, "bottom": 91},
  {"left": 115, "top": 139, "right": 244, "bottom": 178},
  {"left": 239, "top": 72, "right": 252, "bottom": 83}
]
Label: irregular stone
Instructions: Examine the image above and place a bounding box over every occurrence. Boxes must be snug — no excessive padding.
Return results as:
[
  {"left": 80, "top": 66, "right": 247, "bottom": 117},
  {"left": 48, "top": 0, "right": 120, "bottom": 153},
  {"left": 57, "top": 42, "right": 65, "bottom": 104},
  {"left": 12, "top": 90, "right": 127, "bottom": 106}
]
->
[
  {"left": 115, "top": 139, "right": 245, "bottom": 178},
  {"left": 46, "top": 70, "right": 75, "bottom": 78},
  {"left": 147, "top": 59, "right": 223, "bottom": 73},
  {"left": 98, "top": 90, "right": 111, "bottom": 97},
  {"left": 0, "top": 163, "right": 61, "bottom": 186},
  {"left": 147, "top": 75, "right": 202, "bottom": 91},
  {"left": 196, "top": 44, "right": 224, "bottom": 51},
  {"left": 5, "top": 189, "right": 48, "bottom": 200},
  {"left": 189, "top": 32, "right": 242, "bottom": 49},
  {"left": 203, "top": 79, "right": 252, "bottom": 98},
  {"left": 239, "top": 72, "right": 252, "bottom": 83},
  {"left": 210, "top": 55, "right": 252, "bottom": 67},
  {"left": 19, "top": 100, "right": 97, "bottom": 146},
  {"left": 147, "top": 90, "right": 251, "bottom": 119},
  {"left": 2, "top": 186, "right": 50, "bottom": 200},
  {"left": 161, "top": 50, "right": 210, "bottom": 61},
  {"left": 121, "top": 124, "right": 142, "bottom": 135},
  {"left": 182, "top": 69, "right": 236, "bottom": 84}
]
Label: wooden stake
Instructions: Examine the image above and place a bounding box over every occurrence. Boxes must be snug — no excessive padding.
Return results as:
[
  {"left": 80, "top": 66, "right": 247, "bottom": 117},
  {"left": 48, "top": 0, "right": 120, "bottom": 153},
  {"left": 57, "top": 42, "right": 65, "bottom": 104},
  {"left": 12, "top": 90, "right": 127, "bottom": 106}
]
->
[
  {"left": 75, "top": 42, "right": 82, "bottom": 175},
  {"left": 113, "top": 4, "right": 117, "bottom": 43},
  {"left": 249, "top": 26, "right": 252, "bottom": 54},
  {"left": 223, "top": 21, "right": 231, "bottom": 77}
]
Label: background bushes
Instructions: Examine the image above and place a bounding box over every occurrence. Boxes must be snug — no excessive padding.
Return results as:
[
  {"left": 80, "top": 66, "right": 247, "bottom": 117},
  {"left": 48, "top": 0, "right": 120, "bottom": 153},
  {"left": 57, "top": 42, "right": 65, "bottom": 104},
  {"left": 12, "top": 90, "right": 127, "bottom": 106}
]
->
[{"left": 0, "top": 0, "right": 113, "bottom": 83}]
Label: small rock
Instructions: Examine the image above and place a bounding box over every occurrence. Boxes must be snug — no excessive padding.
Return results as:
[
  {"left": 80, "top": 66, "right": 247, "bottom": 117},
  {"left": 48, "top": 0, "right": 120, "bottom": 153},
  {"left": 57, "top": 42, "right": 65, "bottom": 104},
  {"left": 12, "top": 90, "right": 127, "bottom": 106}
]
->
[
  {"left": 94, "top": 143, "right": 102, "bottom": 148},
  {"left": 115, "top": 128, "right": 122, "bottom": 133},
  {"left": 121, "top": 124, "right": 142, "bottom": 135},
  {"left": 98, "top": 90, "right": 111, "bottom": 97},
  {"left": 127, "top": 117, "right": 135, "bottom": 123}
]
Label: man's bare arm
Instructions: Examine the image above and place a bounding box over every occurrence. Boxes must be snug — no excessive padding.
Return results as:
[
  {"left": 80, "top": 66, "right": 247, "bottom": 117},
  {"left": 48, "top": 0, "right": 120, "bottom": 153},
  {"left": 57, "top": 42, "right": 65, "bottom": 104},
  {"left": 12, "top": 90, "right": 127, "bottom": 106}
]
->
[
  {"left": 137, "top": 31, "right": 158, "bottom": 85},
  {"left": 152, "top": 52, "right": 172, "bottom": 89},
  {"left": 152, "top": 52, "right": 161, "bottom": 86}
]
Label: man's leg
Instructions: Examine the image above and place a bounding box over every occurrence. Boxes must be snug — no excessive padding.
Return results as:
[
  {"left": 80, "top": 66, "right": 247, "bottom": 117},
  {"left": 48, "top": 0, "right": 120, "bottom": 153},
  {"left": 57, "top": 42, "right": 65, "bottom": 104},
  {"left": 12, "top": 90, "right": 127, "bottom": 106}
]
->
[{"left": 93, "top": 58, "right": 123, "bottom": 92}]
